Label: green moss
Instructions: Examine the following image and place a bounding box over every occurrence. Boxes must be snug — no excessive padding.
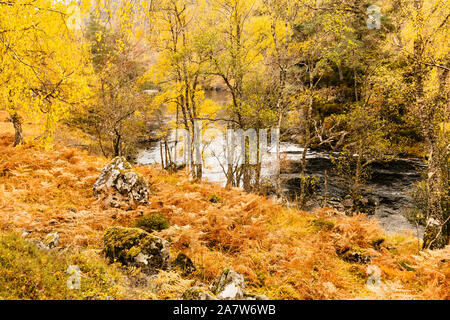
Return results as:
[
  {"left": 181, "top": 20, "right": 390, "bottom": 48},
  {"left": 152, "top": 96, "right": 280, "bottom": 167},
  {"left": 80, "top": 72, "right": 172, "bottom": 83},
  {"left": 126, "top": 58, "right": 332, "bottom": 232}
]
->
[
  {"left": 135, "top": 214, "right": 169, "bottom": 233},
  {"left": 208, "top": 195, "right": 223, "bottom": 204},
  {"left": 172, "top": 253, "right": 196, "bottom": 275},
  {"left": 119, "top": 168, "right": 132, "bottom": 175},
  {"left": 312, "top": 219, "right": 335, "bottom": 231},
  {"left": 115, "top": 157, "right": 133, "bottom": 170},
  {"left": 136, "top": 173, "right": 147, "bottom": 185},
  {"left": 181, "top": 288, "right": 215, "bottom": 300},
  {"left": 182, "top": 288, "right": 203, "bottom": 300},
  {"left": 270, "top": 285, "right": 302, "bottom": 300},
  {"left": 256, "top": 270, "right": 267, "bottom": 287},
  {"left": 348, "top": 265, "right": 367, "bottom": 280}
]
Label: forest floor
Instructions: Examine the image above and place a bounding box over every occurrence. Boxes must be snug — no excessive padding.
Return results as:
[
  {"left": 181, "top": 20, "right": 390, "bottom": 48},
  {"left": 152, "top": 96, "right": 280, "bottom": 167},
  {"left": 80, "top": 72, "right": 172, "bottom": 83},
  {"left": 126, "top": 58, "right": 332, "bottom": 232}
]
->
[{"left": 0, "top": 111, "right": 448, "bottom": 300}]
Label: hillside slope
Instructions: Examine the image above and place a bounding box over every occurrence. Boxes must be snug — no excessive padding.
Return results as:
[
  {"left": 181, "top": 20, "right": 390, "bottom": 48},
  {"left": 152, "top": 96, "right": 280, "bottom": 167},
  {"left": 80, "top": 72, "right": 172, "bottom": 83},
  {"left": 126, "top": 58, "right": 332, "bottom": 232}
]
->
[{"left": 0, "top": 114, "right": 448, "bottom": 300}]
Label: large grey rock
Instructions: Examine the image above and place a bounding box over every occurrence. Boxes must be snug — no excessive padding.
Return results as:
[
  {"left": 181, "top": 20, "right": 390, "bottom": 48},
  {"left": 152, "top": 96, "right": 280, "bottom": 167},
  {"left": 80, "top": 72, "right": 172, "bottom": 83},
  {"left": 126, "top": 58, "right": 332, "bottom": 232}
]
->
[
  {"left": 103, "top": 226, "right": 170, "bottom": 274},
  {"left": 210, "top": 268, "right": 245, "bottom": 300},
  {"left": 93, "top": 157, "right": 149, "bottom": 207}
]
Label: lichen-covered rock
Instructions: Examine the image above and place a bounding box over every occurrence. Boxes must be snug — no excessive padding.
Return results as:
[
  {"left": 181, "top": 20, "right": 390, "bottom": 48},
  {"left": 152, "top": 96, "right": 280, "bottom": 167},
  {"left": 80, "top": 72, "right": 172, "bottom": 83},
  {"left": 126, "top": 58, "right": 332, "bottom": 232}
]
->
[
  {"left": 183, "top": 269, "right": 270, "bottom": 301},
  {"left": 31, "top": 232, "right": 59, "bottom": 251},
  {"left": 172, "top": 253, "right": 196, "bottom": 276},
  {"left": 340, "top": 250, "right": 372, "bottom": 264},
  {"left": 210, "top": 268, "right": 245, "bottom": 300},
  {"left": 43, "top": 232, "right": 59, "bottom": 249},
  {"left": 103, "top": 226, "right": 170, "bottom": 274},
  {"left": 182, "top": 287, "right": 217, "bottom": 300},
  {"left": 93, "top": 157, "right": 149, "bottom": 208}
]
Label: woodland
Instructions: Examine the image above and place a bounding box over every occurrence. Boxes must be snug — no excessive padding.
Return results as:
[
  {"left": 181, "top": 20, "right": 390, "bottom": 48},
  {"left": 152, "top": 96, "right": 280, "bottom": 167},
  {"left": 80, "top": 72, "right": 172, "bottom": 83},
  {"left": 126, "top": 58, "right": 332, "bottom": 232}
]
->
[{"left": 0, "top": 0, "right": 448, "bottom": 300}]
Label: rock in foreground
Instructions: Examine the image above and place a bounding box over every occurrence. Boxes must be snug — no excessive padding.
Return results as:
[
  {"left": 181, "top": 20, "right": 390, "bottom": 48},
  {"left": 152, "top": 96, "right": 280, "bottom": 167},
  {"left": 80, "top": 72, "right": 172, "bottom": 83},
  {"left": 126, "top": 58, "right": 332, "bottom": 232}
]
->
[
  {"left": 210, "top": 268, "right": 246, "bottom": 300},
  {"left": 93, "top": 157, "right": 149, "bottom": 208},
  {"left": 183, "top": 268, "right": 269, "bottom": 300},
  {"left": 103, "top": 226, "right": 170, "bottom": 274}
]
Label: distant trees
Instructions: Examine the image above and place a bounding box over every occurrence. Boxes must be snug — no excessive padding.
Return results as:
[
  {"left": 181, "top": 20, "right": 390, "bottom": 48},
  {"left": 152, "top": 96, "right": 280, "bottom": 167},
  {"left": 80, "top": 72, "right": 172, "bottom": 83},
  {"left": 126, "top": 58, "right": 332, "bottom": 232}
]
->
[
  {"left": 396, "top": 0, "right": 449, "bottom": 249},
  {"left": 71, "top": 15, "right": 151, "bottom": 159},
  {"left": 143, "top": 0, "right": 222, "bottom": 179}
]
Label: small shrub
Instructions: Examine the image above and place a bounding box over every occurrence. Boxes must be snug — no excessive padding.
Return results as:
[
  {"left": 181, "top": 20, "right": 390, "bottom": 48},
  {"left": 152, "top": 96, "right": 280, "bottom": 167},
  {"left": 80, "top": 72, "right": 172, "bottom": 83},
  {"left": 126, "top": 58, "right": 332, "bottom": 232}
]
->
[{"left": 135, "top": 214, "right": 169, "bottom": 233}]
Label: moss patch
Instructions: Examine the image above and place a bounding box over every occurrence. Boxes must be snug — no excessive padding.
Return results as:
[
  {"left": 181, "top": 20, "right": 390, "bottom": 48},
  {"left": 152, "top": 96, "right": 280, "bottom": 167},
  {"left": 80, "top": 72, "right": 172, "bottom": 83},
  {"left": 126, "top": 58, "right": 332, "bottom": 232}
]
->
[{"left": 135, "top": 214, "right": 169, "bottom": 233}]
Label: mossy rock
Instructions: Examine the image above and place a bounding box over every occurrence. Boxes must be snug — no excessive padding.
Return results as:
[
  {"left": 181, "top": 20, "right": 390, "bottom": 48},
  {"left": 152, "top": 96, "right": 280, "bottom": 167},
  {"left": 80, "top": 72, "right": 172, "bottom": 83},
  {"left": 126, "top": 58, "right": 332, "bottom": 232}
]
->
[
  {"left": 103, "top": 226, "right": 170, "bottom": 274},
  {"left": 312, "top": 219, "right": 335, "bottom": 231},
  {"left": 182, "top": 287, "right": 217, "bottom": 300},
  {"left": 208, "top": 195, "right": 223, "bottom": 204},
  {"left": 338, "top": 248, "right": 372, "bottom": 264},
  {"left": 371, "top": 237, "right": 385, "bottom": 249},
  {"left": 135, "top": 214, "right": 169, "bottom": 233},
  {"left": 172, "top": 253, "right": 196, "bottom": 276}
]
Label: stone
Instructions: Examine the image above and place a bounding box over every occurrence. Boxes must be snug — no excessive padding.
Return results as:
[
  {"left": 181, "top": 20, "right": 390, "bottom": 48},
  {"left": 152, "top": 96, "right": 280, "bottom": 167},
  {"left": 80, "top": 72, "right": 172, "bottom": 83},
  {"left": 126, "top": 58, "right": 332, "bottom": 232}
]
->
[
  {"left": 34, "top": 240, "right": 50, "bottom": 251},
  {"left": 243, "top": 293, "right": 270, "bottom": 300},
  {"left": 184, "top": 269, "right": 270, "bottom": 300},
  {"left": 210, "top": 268, "right": 245, "bottom": 300},
  {"left": 172, "top": 253, "right": 196, "bottom": 276},
  {"left": 103, "top": 226, "right": 170, "bottom": 274},
  {"left": 340, "top": 250, "right": 372, "bottom": 264},
  {"left": 182, "top": 287, "right": 218, "bottom": 300},
  {"left": 93, "top": 157, "right": 149, "bottom": 208},
  {"left": 21, "top": 230, "right": 31, "bottom": 238},
  {"left": 43, "top": 232, "right": 59, "bottom": 249}
]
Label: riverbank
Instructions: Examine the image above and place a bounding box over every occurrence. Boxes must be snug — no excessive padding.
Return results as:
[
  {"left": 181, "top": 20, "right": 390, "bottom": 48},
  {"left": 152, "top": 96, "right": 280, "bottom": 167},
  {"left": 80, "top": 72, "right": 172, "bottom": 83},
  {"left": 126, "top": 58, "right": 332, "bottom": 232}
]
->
[{"left": 137, "top": 138, "right": 425, "bottom": 236}]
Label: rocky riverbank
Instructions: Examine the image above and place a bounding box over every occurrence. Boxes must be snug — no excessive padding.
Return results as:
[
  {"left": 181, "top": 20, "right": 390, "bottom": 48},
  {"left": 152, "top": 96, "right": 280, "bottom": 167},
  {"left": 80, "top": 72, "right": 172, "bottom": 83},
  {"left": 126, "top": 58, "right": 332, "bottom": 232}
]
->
[{"left": 282, "top": 152, "right": 426, "bottom": 236}]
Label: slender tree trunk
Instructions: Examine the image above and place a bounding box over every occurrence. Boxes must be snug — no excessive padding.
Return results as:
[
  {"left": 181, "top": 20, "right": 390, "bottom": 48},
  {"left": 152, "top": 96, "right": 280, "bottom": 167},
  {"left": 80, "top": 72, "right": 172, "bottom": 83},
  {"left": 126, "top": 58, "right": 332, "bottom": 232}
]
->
[
  {"left": 354, "top": 140, "right": 363, "bottom": 199},
  {"left": 276, "top": 112, "right": 282, "bottom": 196},
  {"left": 113, "top": 129, "right": 121, "bottom": 157},
  {"left": 338, "top": 62, "right": 344, "bottom": 82},
  {"left": 10, "top": 113, "right": 24, "bottom": 147},
  {"left": 299, "top": 93, "right": 313, "bottom": 207},
  {"left": 160, "top": 141, "right": 165, "bottom": 170},
  {"left": 353, "top": 65, "right": 358, "bottom": 102},
  {"left": 323, "top": 169, "right": 328, "bottom": 207}
]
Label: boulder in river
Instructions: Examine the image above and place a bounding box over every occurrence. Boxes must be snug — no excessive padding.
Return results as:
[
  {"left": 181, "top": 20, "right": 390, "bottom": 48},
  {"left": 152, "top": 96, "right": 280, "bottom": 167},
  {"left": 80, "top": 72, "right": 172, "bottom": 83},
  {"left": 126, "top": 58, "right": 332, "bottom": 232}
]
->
[{"left": 93, "top": 157, "right": 150, "bottom": 208}]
